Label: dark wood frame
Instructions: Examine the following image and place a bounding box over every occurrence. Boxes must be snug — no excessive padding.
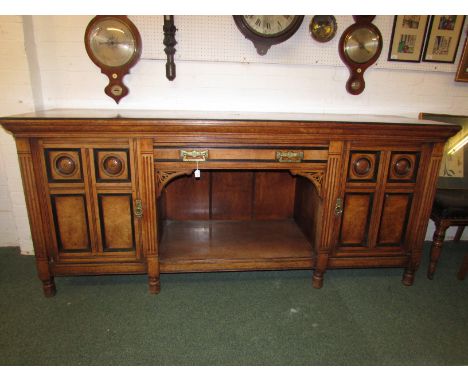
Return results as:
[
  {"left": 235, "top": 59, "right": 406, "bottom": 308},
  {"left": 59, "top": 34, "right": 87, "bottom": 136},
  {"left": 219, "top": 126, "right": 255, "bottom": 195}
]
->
[
  {"left": 338, "top": 16, "right": 383, "bottom": 95},
  {"left": 422, "top": 15, "right": 466, "bottom": 63},
  {"left": 233, "top": 15, "right": 304, "bottom": 55},
  {"left": 455, "top": 36, "right": 468, "bottom": 82},
  {"left": 163, "top": 15, "right": 177, "bottom": 81},
  {"left": 84, "top": 15, "right": 142, "bottom": 103},
  {"left": 388, "top": 16, "right": 430, "bottom": 63}
]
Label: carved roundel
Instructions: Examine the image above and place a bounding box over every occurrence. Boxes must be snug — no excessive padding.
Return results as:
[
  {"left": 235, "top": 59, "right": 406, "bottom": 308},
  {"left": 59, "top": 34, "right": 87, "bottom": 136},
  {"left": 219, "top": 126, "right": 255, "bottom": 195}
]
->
[
  {"left": 388, "top": 153, "right": 418, "bottom": 182},
  {"left": 102, "top": 155, "right": 124, "bottom": 177},
  {"left": 353, "top": 157, "right": 371, "bottom": 176},
  {"left": 394, "top": 158, "right": 411, "bottom": 176},
  {"left": 95, "top": 149, "right": 130, "bottom": 182},
  {"left": 348, "top": 152, "right": 378, "bottom": 181},
  {"left": 55, "top": 155, "right": 77, "bottom": 176},
  {"left": 46, "top": 149, "right": 82, "bottom": 182}
]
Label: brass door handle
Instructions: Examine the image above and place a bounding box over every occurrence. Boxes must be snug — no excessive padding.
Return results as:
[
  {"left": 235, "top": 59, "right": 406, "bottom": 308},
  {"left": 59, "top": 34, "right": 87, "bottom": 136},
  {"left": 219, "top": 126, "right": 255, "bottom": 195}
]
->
[{"left": 135, "top": 199, "right": 143, "bottom": 218}]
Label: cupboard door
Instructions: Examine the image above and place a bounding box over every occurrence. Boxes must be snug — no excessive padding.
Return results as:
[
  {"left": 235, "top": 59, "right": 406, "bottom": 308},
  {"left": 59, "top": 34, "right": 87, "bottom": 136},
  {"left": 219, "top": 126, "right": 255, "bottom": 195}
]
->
[
  {"left": 335, "top": 148, "right": 420, "bottom": 255},
  {"left": 51, "top": 194, "right": 91, "bottom": 252},
  {"left": 377, "top": 193, "right": 413, "bottom": 246},
  {"left": 338, "top": 192, "right": 374, "bottom": 247},
  {"left": 97, "top": 193, "right": 136, "bottom": 252},
  {"left": 41, "top": 142, "right": 141, "bottom": 262}
]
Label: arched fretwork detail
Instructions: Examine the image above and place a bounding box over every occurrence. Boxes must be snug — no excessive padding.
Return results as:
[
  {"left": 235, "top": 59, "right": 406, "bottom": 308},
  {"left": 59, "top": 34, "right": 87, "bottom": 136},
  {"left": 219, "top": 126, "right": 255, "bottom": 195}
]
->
[
  {"left": 155, "top": 170, "right": 192, "bottom": 197},
  {"left": 289, "top": 170, "right": 325, "bottom": 198}
]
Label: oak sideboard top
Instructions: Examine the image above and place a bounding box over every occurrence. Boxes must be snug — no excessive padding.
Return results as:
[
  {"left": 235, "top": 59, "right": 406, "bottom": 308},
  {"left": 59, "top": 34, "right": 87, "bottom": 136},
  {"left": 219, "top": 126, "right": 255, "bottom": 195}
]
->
[{"left": 0, "top": 108, "right": 460, "bottom": 143}]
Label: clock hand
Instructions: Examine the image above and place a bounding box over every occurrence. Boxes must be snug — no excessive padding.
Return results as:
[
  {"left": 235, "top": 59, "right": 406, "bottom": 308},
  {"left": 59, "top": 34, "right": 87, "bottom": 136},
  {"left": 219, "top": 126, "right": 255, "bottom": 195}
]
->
[{"left": 357, "top": 40, "right": 371, "bottom": 54}]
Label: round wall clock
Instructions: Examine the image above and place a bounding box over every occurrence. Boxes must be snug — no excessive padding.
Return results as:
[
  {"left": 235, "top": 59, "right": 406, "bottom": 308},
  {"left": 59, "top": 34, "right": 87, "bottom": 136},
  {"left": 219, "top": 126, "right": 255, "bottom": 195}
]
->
[
  {"left": 338, "top": 16, "right": 382, "bottom": 95},
  {"left": 233, "top": 15, "right": 304, "bottom": 55},
  {"left": 84, "top": 15, "right": 142, "bottom": 103},
  {"left": 309, "top": 15, "right": 337, "bottom": 43}
]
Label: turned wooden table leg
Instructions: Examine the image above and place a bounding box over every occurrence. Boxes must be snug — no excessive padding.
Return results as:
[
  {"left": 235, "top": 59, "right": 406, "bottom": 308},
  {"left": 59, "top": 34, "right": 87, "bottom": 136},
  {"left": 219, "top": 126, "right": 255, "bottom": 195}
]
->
[
  {"left": 313, "top": 250, "right": 329, "bottom": 289},
  {"left": 457, "top": 253, "right": 468, "bottom": 280},
  {"left": 41, "top": 278, "right": 57, "bottom": 297},
  {"left": 147, "top": 255, "right": 161, "bottom": 294},
  {"left": 312, "top": 271, "right": 324, "bottom": 288},
  {"left": 36, "top": 258, "right": 56, "bottom": 297},
  {"left": 402, "top": 269, "right": 415, "bottom": 286},
  {"left": 403, "top": 249, "right": 422, "bottom": 286},
  {"left": 427, "top": 221, "right": 449, "bottom": 280}
]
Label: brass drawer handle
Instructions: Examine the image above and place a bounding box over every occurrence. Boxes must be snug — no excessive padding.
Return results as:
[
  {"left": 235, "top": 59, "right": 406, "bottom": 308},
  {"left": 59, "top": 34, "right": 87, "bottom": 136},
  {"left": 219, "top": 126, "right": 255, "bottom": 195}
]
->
[
  {"left": 180, "top": 149, "right": 209, "bottom": 162},
  {"left": 135, "top": 199, "right": 143, "bottom": 218},
  {"left": 276, "top": 150, "right": 304, "bottom": 163}
]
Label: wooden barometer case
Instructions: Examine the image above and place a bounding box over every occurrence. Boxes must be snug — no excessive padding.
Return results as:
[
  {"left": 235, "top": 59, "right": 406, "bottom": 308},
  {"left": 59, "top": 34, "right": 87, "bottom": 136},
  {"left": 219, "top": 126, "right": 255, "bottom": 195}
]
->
[
  {"left": 84, "top": 15, "right": 142, "bottom": 103},
  {"left": 339, "top": 16, "right": 383, "bottom": 95}
]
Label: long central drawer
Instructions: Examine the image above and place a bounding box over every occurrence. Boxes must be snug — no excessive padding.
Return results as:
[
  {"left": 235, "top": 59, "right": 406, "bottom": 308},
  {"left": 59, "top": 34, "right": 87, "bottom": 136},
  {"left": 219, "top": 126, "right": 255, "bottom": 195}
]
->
[{"left": 154, "top": 146, "right": 329, "bottom": 167}]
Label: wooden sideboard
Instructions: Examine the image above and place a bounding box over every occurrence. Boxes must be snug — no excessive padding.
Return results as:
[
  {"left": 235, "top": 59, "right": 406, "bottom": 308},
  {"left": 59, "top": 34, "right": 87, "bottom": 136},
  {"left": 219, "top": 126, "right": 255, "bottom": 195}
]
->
[{"left": 0, "top": 109, "right": 460, "bottom": 297}]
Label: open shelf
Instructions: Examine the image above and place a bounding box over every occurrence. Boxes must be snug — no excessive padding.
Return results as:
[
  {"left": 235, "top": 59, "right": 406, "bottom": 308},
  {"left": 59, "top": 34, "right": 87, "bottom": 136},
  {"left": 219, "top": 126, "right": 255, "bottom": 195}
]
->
[
  {"left": 157, "top": 170, "right": 321, "bottom": 273},
  {"left": 159, "top": 219, "right": 314, "bottom": 272}
]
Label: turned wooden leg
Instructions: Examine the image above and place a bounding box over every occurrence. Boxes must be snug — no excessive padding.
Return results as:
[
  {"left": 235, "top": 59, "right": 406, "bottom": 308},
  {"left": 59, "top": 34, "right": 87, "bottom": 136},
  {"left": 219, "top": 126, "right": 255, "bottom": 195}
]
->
[
  {"left": 41, "top": 278, "right": 57, "bottom": 297},
  {"left": 457, "top": 253, "right": 468, "bottom": 280},
  {"left": 36, "top": 258, "right": 56, "bottom": 297},
  {"left": 427, "top": 221, "right": 449, "bottom": 280},
  {"left": 313, "top": 251, "right": 329, "bottom": 289},
  {"left": 147, "top": 255, "right": 161, "bottom": 294},
  {"left": 402, "top": 270, "right": 414, "bottom": 286},
  {"left": 403, "top": 249, "right": 422, "bottom": 286},
  {"left": 453, "top": 226, "right": 465, "bottom": 242},
  {"left": 312, "top": 271, "right": 324, "bottom": 288}
]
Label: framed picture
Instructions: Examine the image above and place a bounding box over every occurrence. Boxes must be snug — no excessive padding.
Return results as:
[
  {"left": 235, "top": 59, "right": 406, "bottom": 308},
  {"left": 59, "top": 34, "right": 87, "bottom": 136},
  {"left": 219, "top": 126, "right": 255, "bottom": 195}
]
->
[
  {"left": 388, "top": 16, "right": 429, "bottom": 62},
  {"left": 455, "top": 37, "right": 468, "bottom": 82},
  {"left": 423, "top": 15, "right": 466, "bottom": 63}
]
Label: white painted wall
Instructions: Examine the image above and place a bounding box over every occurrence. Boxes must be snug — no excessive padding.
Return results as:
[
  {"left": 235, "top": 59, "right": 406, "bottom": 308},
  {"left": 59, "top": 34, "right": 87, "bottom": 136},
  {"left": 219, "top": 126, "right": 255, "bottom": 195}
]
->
[
  {"left": 0, "top": 16, "right": 35, "bottom": 254},
  {"left": 1, "top": 15, "right": 467, "bottom": 254}
]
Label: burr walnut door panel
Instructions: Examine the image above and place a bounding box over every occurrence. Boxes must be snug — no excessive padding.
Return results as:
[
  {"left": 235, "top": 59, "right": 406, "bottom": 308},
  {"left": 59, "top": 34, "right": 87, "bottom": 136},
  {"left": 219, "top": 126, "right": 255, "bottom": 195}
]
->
[
  {"left": 39, "top": 141, "right": 141, "bottom": 262},
  {"left": 339, "top": 192, "right": 374, "bottom": 247},
  {"left": 50, "top": 194, "right": 91, "bottom": 252},
  {"left": 377, "top": 193, "right": 413, "bottom": 246},
  {"left": 97, "top": 193, "right": 135, "bottom": 252},
  {"left": 336, "top": 148, "right": 420, "bottom": 255}
]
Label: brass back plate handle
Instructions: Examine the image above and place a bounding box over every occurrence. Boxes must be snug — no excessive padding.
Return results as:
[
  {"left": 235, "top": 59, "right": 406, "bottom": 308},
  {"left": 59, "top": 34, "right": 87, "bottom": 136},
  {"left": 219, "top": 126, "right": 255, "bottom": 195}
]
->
[
  {"left": 180, "top": 149, "right": 209, "bottom": 162},
  {"left": 276, "top": 151, "right": 304, "bottom": 163}
]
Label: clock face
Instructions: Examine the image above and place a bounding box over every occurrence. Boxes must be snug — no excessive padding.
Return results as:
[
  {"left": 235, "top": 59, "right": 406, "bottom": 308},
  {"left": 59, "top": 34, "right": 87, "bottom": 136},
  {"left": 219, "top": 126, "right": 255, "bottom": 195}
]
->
[
  {"left": 88, "top": 18, "right": 137, "bottom": 67},
  {"left": 242, "top": 15, "right": 297, "bottom": 37},
  {"left": 344, "top": 27, "right": 380, "bottom": 64}
]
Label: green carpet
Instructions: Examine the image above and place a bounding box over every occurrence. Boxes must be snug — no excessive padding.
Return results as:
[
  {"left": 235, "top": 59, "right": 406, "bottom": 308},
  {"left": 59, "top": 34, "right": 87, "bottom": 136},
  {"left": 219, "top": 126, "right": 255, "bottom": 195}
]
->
[{"left": 0, "top": 243, "right": 467, "bottom": 365}]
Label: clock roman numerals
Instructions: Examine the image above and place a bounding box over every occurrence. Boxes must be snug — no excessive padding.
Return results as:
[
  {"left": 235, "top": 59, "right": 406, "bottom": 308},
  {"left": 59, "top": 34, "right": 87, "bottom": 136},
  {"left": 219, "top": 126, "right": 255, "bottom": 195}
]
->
[
  {"left": 233, "top": 15, "right": 304, "bottom": 56},
  {"left": 242, "top": 15, "right": 296, "bottom": 36}
]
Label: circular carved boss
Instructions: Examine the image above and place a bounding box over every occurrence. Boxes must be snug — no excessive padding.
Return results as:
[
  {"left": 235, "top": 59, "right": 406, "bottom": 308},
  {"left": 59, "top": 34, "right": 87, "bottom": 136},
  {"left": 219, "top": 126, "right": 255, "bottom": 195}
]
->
[
  {"left": 393, "top": 157, "right": 412, "bottom": 176},
  {"left": 353, "top": 157, "right": 371, "bottom": 176},
  {"left": 101, "top": 155, "right": 124, "bottom": 176},
  {"left": 54, "top": 155, "right": 77, "bottom": 176}
]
